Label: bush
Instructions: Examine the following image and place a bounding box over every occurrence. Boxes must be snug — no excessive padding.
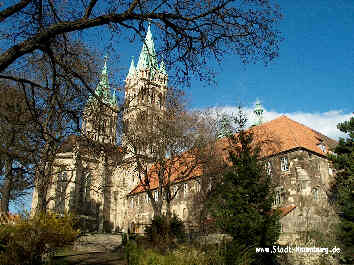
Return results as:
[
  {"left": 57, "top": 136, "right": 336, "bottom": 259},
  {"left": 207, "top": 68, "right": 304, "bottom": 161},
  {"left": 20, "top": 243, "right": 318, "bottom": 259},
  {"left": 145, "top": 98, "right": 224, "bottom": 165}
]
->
[
  {"left": 124, "top": 244, "right": 225, "bottom": 265},
  {"left": 0, "top": 212, "right": 79, "bottom": 265},
  {"left": 144, "top": 214, "right": 185, "bottom": 247},
  {"left": 125, "top": 240, "right": 143, "bottom": 265},
  {"left": 103, "top": 220, "right": 113, "bottom": 233}
]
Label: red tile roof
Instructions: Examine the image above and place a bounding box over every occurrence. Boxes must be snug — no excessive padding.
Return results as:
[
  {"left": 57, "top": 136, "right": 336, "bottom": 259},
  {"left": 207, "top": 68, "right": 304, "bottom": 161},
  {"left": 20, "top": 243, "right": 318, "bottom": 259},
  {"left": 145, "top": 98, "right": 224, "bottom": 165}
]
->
[
  {"left": 129, "top": 115, "right": 336, "bottom": 194},
  {"left": 249, "top": 115, "right": 337, "bottom": 158},
  {"left": 129, "top": 150, "right": 204, "bottom": 194},
  {"left": 278, "top": 205, "right": 296, "bottom": 218}
]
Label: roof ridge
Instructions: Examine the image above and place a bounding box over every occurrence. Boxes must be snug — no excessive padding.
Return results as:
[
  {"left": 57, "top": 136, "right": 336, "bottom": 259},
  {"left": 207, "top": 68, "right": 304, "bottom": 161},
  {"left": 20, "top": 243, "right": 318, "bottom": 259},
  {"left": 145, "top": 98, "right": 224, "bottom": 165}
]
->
[
  {"left": 279, "top": 115, "right": 337, "bottom": 143},
  {"left": 284, "top": 117, "right": 301, "bottom": 148}
]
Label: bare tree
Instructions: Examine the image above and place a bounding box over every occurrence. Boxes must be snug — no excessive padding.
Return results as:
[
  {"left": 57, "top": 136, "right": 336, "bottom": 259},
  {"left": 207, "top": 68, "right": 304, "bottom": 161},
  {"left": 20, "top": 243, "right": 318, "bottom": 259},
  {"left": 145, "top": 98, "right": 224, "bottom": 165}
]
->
[
  {"left": 122, "top": 88, "right": 222, "bottom": 220},
  {"left": 0, "top": 83, "right": 36, "bottom": 213},
  {"left": 0, "top": 0, "right": 282, "bottom": 217},
  {"left": 0, "top": 0, "right": 282, "bottom": 85}
]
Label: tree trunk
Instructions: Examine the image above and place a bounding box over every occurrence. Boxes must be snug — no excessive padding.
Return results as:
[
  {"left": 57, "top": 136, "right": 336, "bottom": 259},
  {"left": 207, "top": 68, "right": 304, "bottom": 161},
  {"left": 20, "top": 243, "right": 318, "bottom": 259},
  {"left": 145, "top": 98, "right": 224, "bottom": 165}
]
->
[
  {"left": 35, "top": 160, "right": 53, "bottom": 214},
  {"left": 0, "top": 158, "right": 13, "bottom": 213}
]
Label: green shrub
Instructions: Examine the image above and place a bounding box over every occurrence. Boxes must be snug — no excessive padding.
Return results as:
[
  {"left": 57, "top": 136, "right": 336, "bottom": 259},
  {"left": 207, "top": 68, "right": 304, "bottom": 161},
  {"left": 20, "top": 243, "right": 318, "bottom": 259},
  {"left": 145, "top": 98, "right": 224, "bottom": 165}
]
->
[
  {"left": 0, "top": 211, "right": 79, "bottom": 265},
  {"left": 144, "top": 214, "right": 185, "bottom": 247},
  {"left": 125, "top": 244, "right": 226, "bottom": 265},
  {"left": 122, "top": 232, "right": 128, "bottom": 246},
  {"left": 126, "top": 240, "right": 143, "bottom": 265}
]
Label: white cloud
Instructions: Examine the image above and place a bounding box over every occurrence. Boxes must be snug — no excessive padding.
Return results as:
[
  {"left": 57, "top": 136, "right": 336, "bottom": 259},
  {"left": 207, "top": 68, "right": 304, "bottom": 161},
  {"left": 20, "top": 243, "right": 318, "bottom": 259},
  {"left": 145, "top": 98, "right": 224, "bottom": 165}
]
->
[{"left": 206, "top": 104, "right": 353, "bottom": 140}]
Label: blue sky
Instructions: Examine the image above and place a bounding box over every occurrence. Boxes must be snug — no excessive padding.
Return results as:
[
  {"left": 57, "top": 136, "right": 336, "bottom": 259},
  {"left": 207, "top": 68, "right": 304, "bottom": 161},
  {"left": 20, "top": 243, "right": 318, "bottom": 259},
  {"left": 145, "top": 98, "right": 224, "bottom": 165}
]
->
[
  {"left": 110, "top": 0, "right": 353, "bottom": 139},
  {"left": 191, "top": 0, "right": 354, "bottom": 113}
]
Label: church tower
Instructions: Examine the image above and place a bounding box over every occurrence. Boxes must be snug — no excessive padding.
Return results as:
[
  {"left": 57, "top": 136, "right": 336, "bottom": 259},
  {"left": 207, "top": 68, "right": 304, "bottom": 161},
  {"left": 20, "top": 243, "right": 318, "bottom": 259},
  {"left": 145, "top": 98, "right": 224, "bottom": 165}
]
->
[
  {"left": 82, "top": 56, "right": 118, "bottom": 144},
  {"left": 123, "top": 24, "right": 168, "bottom": 142},
  {"left": 253, "top": 100, "right": 264, "bottom": 126}
]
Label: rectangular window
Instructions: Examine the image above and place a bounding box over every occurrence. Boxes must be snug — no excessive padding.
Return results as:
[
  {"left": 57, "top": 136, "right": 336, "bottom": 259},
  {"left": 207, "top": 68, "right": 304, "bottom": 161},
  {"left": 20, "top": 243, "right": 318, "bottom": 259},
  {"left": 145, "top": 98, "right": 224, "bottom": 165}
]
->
[{"left": 280, "top": 157, "right": 289, "bottom": 171}]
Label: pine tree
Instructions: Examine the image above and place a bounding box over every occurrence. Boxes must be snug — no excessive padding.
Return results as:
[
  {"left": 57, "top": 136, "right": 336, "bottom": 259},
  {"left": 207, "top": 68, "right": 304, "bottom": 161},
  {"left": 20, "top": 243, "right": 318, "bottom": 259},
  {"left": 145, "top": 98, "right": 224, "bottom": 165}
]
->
[
  {"left": 209, "top": 126, "right": 280, "bottom": 265},
  {"left": 330, "top": 116, "right": 354, "bottom": 264}
]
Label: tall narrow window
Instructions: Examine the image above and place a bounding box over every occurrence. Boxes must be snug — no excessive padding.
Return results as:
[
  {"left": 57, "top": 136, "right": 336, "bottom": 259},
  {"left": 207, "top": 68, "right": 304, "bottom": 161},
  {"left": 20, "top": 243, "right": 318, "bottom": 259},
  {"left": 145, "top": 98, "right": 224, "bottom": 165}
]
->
[
  {"left": 313, "top": 188, "right": 319, "bottom": 200},
  {"left": 158, "top": 93, "right": 162, "bottom": 108},
  {"left": 154, "top": 190, "right": 158, "bottom": 201},
  {"left": 196, "top": 181, "right": 201, "bottom": 192},
  {"left": 84, "top": 173, "right": 91, "bottom": 202},
  {"left": 280, "top": 157, "right": 289, "bottom": 171},
  {"left": 56, "top": 171, "right": 67, "bottom": 214},
  {"left": 274, "top": 190, "right": 282, "bottom": 206},
  {"left": 266, "top": 161, "right": 272, "bottom": 176}
]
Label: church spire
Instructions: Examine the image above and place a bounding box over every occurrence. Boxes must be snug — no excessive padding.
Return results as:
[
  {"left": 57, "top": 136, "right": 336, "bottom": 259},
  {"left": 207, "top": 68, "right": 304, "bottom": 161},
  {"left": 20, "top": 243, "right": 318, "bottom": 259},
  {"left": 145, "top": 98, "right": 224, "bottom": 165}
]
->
[
  {"left": 88, "top": 55, "right": 117, "bottom": 107},
  {"left": 254, "top": 100, "right": 264, "bottom": 126},
  {"left": 127, "top": 56, "right": 136, "bottom": 79},
  {"left": 136, "top": 23, "right": 158, "bottom": 73},
  {"left": 95, "top": 55, "right": 110, "bottom": 96}
]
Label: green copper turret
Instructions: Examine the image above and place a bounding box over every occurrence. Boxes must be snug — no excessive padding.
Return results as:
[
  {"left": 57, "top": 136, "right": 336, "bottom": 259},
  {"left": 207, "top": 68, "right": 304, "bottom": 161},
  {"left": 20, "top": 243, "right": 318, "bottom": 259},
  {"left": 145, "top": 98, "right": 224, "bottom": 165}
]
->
[
  {"left": 88, "top": 55, "right": 117, "bottom": 107},
  {"left": 254, "top": 100, "right": 264, "bottom": 126},
  {"left": 136, "top": 23, "right": 159, "bottom": 78}
]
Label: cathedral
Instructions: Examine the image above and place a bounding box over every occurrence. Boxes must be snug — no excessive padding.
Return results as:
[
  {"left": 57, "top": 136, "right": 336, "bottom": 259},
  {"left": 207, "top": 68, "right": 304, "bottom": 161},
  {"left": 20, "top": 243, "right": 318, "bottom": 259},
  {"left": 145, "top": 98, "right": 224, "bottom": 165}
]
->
[{"left": 31, "top": 25, "right": 338, "bottom": 245}]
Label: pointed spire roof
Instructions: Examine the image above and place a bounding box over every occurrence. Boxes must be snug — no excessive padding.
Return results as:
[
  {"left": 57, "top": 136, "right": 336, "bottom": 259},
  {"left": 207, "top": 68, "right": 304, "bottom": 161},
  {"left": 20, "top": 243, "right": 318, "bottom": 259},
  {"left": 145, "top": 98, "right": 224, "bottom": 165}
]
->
[
  {"left": 137, "top": 23, "right": 158, "bottom": 73},
  {"left": 88, "top": 55, "right": 116, "bottom": 107},
  {"left": 96, "top": 55, "right": 109, "bottom": 94},
  {"left": 127, "top": 57, "right": 136, "bottom": 79}
]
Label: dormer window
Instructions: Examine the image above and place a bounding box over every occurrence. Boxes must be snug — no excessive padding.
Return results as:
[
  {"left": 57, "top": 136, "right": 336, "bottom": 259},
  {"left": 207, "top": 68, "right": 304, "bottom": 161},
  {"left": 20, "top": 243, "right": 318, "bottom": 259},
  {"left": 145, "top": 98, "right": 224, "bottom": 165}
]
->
[
  {"left": 318, "top": 143, "right": 326, "bottom": 153},
  {"left": 280, "top": 157, "right": 289, "bottom": 171}
]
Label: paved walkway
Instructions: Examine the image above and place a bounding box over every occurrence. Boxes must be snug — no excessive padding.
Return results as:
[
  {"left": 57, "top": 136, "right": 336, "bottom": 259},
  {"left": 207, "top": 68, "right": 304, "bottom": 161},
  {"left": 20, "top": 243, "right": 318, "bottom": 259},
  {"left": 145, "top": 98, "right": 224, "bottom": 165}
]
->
[{"left": 73, "top": 234, "right": 123, "bottom": 252}]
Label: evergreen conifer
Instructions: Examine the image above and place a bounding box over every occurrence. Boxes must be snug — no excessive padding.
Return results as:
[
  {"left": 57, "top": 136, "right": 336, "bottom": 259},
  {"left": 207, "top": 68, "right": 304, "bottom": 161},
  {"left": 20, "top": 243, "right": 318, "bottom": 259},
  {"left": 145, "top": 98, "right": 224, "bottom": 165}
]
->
[
  {"left": 209, "top": 114, "right": 280, "bottom": 265},
  {"left": 330, "top": 116, "right": 354, "bottom": 264}
]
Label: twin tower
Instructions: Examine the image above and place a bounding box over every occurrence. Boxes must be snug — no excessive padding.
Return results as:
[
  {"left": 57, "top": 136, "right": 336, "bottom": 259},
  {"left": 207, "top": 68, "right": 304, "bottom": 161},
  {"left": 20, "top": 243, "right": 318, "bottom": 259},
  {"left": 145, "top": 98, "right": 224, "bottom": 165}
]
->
[{"left": 81, "top": 24, "right": 168, "bottom": 146}]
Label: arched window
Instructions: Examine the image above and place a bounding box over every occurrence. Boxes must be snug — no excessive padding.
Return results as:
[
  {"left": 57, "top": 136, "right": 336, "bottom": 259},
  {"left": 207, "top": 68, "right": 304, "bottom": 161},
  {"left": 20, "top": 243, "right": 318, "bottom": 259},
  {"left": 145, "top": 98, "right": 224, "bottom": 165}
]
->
[
  {"left": 183, "top": 208, "right": 187, "bottom": 219},
  {"left": 56, "top": 171, "right": 67, "bottom": 214},
  {"left": 313, "top": 188, "right": 319, "bottom": 200},
  {"left": 274, "top": 191, "right": 281, "bottom": 206},
  {"left": 158, "top": 93, "right": 162, "bottom": 108}
]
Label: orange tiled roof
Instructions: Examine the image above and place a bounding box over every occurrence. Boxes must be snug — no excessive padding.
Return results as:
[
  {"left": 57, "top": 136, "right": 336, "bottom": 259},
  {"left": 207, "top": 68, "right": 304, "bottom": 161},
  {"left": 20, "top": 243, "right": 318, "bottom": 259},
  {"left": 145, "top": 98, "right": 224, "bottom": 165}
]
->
[
  {"left": 249, "top": 115, "right": 337, "bottom": 158},
  {"left": 130, "top": 116, "right": 336, "bottom": 194},
  {"left": 129, "top": 150, "right": 204, "bottom": 194},
  {"left": 278, "top": 205, "right": 296, "bottom": 218}
]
